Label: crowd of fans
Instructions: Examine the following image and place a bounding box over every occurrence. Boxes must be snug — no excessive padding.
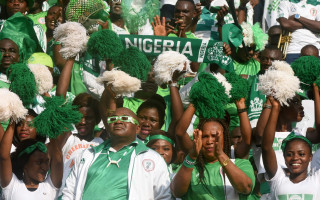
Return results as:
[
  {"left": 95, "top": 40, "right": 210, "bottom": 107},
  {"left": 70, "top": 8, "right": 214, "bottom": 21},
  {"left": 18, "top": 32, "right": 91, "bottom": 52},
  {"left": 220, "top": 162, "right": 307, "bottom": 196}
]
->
[{"left": 0, "top": 0, "right": 319, "bottom": 199}]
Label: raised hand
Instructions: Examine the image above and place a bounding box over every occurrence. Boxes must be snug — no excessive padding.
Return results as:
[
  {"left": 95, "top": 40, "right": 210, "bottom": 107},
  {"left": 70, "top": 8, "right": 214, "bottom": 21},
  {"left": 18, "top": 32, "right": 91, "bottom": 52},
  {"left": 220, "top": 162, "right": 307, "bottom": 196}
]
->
[
  {"left": 152, "top": 15, "right": 167, "bottom": 36},
  {"left": 189, "top": 129, "right": 202, "bottom": 160},
  {"left": 214, "top": 131, "right": 224, "bottom": 158}
]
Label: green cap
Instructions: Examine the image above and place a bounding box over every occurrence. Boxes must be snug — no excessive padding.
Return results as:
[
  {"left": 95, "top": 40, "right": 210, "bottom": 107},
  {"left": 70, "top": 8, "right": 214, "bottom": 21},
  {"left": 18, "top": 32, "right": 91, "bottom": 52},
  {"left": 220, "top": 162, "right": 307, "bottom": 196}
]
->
[
  {"left": 222, "top": 23, "right": 243, "bottom": 48},
  {"left": 281, "top": 132, "right": 312, "bottom": 153},
  {"left": 28, "top": 52, "right": 53, "bottom": 68},
  {"left": 0, "top": 12, "right": 43, "bottom": 62}
]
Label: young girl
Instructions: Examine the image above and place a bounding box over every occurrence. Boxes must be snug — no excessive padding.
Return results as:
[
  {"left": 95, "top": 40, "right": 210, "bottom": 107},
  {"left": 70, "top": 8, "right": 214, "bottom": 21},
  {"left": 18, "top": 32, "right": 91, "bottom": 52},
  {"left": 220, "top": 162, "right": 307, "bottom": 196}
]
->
[
  {"left": 0, "top": 122, "right": 63, "bottom": 199},
  {"left": 262, "top": 96, "right": 320, "bottom": 199}
]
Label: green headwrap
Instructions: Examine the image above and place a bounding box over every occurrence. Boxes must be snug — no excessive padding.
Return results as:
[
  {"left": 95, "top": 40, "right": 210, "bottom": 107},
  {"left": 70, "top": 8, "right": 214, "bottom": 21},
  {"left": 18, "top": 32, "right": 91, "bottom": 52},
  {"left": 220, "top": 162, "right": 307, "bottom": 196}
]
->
[
  {"left": 225, "top": 72, "right": 249, "bottom": 102},
  {"left": 87, "top": 29, "right": 124, "bottom": 60},
  {"left": 281, "top": 132, "right": 312, "bottom": 153},
  {"left": 18, "top": 142, "right": 47, "bottom": 158},
  {"left": 291, "top": 56, "right": 320, "bottom": 91},
  {"left": 190, "top": 72, "right": 229, "bottom": 119},
  {"left": 113, "top": 46, "right": 151, "bottom": 81},
  {"left": 32, "top": 96, "right": 83, "bottom": 139},
  {"left": 0, "top": 12, "right": 43, "bottom": 62},
  {"left": 7, "top": 63, "right": 37, "bottom": 107},
  {"left": 148, "top": 135, "right": 174, "bottom": 146},
  {"left": 121, "top": 0, "right": 160, "bottom": 34}
]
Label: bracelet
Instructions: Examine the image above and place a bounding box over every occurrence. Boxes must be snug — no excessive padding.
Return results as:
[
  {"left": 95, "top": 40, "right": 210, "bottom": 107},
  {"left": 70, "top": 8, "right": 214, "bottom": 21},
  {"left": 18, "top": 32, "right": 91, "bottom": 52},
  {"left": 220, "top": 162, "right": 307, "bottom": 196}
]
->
[
  {"left": 169, "top": 82, "right": 178, "bottom": 88},
  {"left": 237, "top": 108, "right": 247, "bottom": 114},
  {"left": 53, "top": 40, "right": 61, "bottom": 45},
  {"left": 263, "top": 104, "right": 272, "bottom": 109},
  {"left": 183, "top": 155, "right": 196, "bottom": 168},
  {"left": 221, "top": 158, "right": 230, "bottom": 167}
]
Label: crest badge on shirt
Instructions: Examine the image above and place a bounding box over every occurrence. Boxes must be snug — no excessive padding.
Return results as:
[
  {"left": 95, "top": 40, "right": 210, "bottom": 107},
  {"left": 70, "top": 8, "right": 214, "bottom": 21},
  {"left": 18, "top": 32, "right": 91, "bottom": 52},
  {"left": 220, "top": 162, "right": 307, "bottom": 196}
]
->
[
  {"left": 142, "top": 159, "right": 155, "bottom": 172},
  {"left": 310, "top": 8, "right": 318, "bottom": 17}
]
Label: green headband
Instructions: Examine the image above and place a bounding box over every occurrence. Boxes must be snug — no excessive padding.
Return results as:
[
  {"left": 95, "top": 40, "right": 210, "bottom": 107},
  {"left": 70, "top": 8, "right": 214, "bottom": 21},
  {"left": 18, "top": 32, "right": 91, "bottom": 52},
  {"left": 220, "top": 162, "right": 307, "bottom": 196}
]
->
[
  {"left": 148, "top": 135, "right": 174, "bottom": 146},
  {"left": 281, "top": 132, "right": 312, "bottom": 153},
  {"left": 18, "top": 142, "right": 47, "bottom": 158}
]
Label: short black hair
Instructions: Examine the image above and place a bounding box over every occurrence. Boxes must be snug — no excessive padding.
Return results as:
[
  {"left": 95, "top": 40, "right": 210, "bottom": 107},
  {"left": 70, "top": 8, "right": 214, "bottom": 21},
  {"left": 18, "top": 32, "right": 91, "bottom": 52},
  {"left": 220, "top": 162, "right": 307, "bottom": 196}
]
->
[
  {"left": 73, "top": 93, "right": 101, "bottom": 124},
  {"left": 137, "top": 94, "right": 166, "bottom": 128},
  {"left": 176, "top": 0, "right": 195, "bottom": 8}
]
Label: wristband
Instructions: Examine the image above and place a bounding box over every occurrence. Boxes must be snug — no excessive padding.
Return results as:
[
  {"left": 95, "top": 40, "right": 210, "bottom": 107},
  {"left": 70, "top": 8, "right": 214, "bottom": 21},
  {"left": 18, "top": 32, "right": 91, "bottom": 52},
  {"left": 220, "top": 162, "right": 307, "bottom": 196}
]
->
[
  {"left": 169, "top": 82, "right": 178, "bottom": 88},
  {"left": 183, "top": 155, "right": 196, "bottom": 168},
  {"left": 221, "top": 158, "right": 230, "bottom": 167},
  {"left": 263, "top": 104, "right": 272, "bottom": 109},
  {"left": 237, "top": 108, "right": 247, "bottom": 114},
  {"left": 53, "top": 40, "right": 61, "bottom": 45}
]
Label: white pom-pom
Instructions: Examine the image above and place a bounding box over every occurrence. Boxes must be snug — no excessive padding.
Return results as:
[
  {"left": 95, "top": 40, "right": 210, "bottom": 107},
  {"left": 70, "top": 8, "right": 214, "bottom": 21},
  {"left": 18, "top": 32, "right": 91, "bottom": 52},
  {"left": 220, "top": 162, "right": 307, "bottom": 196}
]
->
[
  {"left": 53, "top": 22, "right": 88, "bottom": 59},
  {"left": 212, "top": 72, "right": 232, "bottom": 97},
  {"left": 269, "top": 60, "right": 294, "bottom": 75},
  {"left": 97, "top": 69, "right": 141, "bottom": 97},
  {"left": 258, "top": 70, "right": 301, "bottom": 106},
  {"left": 28, "top": 64, "right": 53, "bottom": 95},
  {"left": 0, "top": 88, "right": 27, "bottom": 122},
  {"left": 240, "top": 22, "right": 254, "bottom": 47},
  {"left": 153, "top": 51, "right": 192, "bottom": 85}
]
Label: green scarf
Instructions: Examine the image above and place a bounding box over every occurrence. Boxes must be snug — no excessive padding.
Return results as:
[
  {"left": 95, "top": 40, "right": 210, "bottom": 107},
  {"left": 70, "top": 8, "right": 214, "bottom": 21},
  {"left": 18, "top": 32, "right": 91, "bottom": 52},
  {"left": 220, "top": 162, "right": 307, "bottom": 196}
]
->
[
  {"left": 18, "top": 142, "right": 47, "bottom": 157},
  {"left": 118, "top": 35, "right": 233, "bottom": 70}
]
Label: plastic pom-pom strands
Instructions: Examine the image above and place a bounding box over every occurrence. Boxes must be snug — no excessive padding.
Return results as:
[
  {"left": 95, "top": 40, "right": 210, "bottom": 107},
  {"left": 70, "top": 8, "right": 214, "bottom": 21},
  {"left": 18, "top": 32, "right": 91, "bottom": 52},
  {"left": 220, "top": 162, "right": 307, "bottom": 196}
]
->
[
  {"left": 97, "top": 69, "right": 141, "bottom": 97},
  {"left": 190, "top": 72, "right": 229, "bottom": 119},
  {"left": 113, "top": 46, "right": 151, "bottom": 81},
  {"left": 225, "top": 72, "right": 249, "bottom": 102},
  {"left": 7, "top": 63, "right": 37, "bottom": 107},
  {"left": 32, "top": 96, "right": 82, "bottom": 139},
  {"left": 291, "top": 56, "right": 320, "bottom": 91},
  {"left": 53, "top": 22, "right": 88, "bottom": 59},
  {"left": 153, "top": 51, "right": 191, "bottom": 85},
  {"left": 87, "top": 29, "right": 123, "bottom": 60},
  {"left": 0, "top": 89, "right": 27, "bottom": 122},
  {"left": 28, "top": 64, "right": 53, "bottom": 95}
]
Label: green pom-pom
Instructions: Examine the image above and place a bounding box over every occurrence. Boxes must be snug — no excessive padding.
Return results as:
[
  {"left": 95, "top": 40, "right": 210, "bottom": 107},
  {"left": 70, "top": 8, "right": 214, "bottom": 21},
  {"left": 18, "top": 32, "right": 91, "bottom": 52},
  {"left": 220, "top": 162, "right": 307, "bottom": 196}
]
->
[
  {"left": 252, "top": 23, "right": 268, "bottom": 51},
  {"left": 190, "top": 72, "right": 229, "bottom": 119},
  {"left": 113, "top": 47, "right": 151, "bottom": 81},
  {"left": 7, "top": 63, "right": 37, "bottom": 107},
  {"left": 225, "top": 72, "right": 249, "bottom": 102},
  {"left": 291, "top": 56, "right": 320, "bottom": 91},
  {"left": 87, "top": 29, "right": 123, "bottom": 60},
  {"left": 32, "top": 96, "right": 82, "bottom": 139}
]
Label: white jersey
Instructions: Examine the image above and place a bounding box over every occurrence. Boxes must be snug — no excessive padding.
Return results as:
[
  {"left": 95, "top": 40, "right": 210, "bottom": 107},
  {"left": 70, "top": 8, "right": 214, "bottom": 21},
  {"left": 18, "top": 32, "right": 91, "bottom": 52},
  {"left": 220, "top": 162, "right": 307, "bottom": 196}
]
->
[
  {"left": 60, "top": 135, "right": 103, "bottom": 194},
  {"left": 278, "top": 0, "right": 320, "bottom": 54},
  {"left": 2, "top": 174, "right": 59, "bottom": 200},
  {"left": 266, "top": 164, "right": 320, "bottom": 200}
]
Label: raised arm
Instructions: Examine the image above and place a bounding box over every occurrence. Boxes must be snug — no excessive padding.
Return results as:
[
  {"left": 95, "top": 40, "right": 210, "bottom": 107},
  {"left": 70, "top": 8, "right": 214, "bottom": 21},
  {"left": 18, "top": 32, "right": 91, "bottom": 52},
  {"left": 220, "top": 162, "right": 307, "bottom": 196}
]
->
[
  {"left": 167, "top": 71, "right": 186, "bottom": 135},
  {"left": 99, "top": 85, "right": 117, "bottom": 128},
  {"left": 171, "top": 129, "right": 202, "bottom": 197},
  {"left": 234, "top": 98, "right": 252, "bottom": 158},
  {"left": 0, "top": 122, "right": 15, "bottom": 187},
  {"left": 253, "top": 98, "right": 272, "bottom": 145},
  {"left": 47, "top": 138, "right": 63, "bottom": 188},
  {"left": 306, "top": 84, "right": 320, "bottom": 143},
  {"left": 175, "top": 104, "right": 195, "bottom": 154},
  {"left": 261, "top": 97, "right": 280, "bottom": 179},
  {"left": 53, "top": 44, "right": 67, "bottom": 72},
  {"left": 56, "top": 58, "right": 75, "bottom": 98}
]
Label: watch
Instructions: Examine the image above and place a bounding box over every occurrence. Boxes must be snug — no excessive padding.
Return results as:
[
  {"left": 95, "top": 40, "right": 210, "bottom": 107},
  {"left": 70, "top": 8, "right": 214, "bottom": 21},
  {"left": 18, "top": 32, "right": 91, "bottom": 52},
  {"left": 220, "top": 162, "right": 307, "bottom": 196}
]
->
[{"left": 295, "top": 14, "right": 301, "bottom": 20}]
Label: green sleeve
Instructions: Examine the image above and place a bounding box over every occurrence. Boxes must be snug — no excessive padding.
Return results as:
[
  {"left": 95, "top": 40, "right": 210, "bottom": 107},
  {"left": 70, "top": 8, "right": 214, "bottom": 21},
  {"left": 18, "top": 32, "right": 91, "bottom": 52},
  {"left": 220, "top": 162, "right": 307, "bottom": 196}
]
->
[{"left": 235, "top": 158, "right": 256, "bottom": 193}]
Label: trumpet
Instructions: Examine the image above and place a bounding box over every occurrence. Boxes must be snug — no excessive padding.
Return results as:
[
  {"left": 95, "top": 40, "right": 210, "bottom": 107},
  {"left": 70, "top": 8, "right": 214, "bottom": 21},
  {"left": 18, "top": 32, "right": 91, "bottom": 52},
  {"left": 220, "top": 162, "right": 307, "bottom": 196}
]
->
[{"left": 277, "top": 30, "right": 292, "bottom": 59}]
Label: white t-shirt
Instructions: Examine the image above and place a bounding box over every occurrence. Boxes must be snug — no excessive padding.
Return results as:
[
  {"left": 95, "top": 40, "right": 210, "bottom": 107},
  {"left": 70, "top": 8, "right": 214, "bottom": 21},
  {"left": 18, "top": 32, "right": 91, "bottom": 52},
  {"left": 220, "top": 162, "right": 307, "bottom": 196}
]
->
[
  {"left": 2, "top": 174, "right": 59, "bottom": 200},
  {"left": 60, "top": 135, "right": 103, "bottom": 193},
  {"left": 266, "top": 164, "right": 320, "bottom": 200},
  {"left": 311, "top": 149, "right": 320, "bottom": 171},
  {"left": 278, "top": 0, "right": 320, "bottom": 54}
]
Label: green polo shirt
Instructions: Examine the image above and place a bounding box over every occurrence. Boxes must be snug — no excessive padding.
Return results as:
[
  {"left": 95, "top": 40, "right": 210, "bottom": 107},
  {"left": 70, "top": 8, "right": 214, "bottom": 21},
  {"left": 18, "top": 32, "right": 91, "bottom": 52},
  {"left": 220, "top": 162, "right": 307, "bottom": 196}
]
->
[
  {"left": 182, "top": 159, "right": 255, "bottom": 200},
  {"left": 82, "top": 140, "right": 138, "bottom": 200},
  {"left": 156, "top": 86, "right": 171, "bottom": 131},
  {"left": 27, "top": 12, "right": 47, "bottom": 32}
]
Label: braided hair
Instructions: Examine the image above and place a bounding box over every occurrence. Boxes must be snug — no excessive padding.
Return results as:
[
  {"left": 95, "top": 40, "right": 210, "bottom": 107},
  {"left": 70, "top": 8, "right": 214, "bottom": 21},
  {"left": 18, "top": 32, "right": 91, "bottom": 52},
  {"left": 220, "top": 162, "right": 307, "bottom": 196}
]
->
[{"left": 195, "top": 118, "right": 231, "bottom": 182}]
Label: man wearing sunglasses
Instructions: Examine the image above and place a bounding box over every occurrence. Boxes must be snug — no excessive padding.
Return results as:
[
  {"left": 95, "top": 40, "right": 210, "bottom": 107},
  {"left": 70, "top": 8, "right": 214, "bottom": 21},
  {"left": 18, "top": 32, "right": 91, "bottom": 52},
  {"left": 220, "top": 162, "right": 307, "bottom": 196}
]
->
[{"left": 61, "top": 107, "right": 171, "bottom": 199}]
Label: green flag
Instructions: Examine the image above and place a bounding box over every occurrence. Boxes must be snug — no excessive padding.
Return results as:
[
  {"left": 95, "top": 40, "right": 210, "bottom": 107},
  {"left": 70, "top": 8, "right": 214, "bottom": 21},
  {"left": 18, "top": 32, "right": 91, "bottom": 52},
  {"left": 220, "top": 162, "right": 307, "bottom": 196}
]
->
[{"left": 118, "top": 35, "right": 233, "bottom": 71}]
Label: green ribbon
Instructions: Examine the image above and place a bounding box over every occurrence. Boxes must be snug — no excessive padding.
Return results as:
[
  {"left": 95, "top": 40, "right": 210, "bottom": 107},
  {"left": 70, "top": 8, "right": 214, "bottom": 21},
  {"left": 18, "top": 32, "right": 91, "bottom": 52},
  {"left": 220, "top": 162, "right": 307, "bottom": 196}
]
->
[
  {"left": 148, "top": 135, "right": 174, "bottom": 146},
  {"left": 118, "top": 34, "right": 234, "bottom": 71},
  {"left": 281, "top": 132, "right": 312, "bottom": 152},
  {"left": 18, "top": 142, "right": 47, "bottom": 158}
]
